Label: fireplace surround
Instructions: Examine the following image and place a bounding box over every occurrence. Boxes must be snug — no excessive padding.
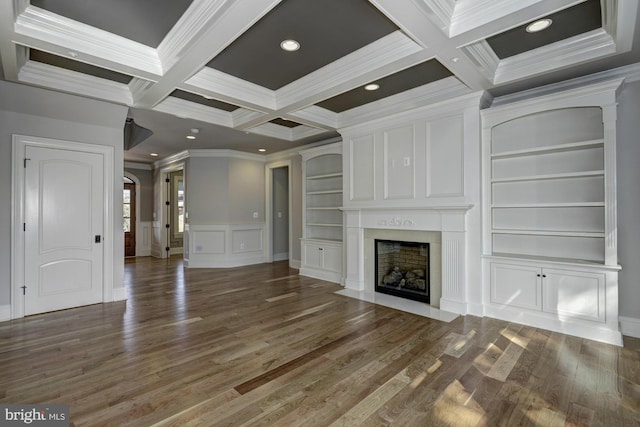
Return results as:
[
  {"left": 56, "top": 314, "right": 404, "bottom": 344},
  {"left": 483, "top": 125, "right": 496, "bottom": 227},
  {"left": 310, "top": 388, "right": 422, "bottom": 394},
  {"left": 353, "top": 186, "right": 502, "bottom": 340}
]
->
[{"left": 342, "top": 206, "right": 473, "bottom": 315}]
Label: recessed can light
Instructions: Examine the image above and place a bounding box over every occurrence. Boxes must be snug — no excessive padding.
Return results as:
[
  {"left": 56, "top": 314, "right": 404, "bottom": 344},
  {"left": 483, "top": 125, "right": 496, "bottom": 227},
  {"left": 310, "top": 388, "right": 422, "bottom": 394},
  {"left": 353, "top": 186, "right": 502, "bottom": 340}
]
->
[
  {"left": 526, "top": 18, "right": 552, "bottom": 33},
  {"left": 150, "top": 153, "right": 159, "bottom": 157},
  {"left": 280, "top": 39, "right": 300, "bottom": 51},
  {"left": 364, "top": 83, "right": 380, "bottom": 91},
  {"left": 258, "top": 148, "right": 267, "bottom": 152},
  {"left": 186, "top": 135, "right": 196, "bottom": 140}
]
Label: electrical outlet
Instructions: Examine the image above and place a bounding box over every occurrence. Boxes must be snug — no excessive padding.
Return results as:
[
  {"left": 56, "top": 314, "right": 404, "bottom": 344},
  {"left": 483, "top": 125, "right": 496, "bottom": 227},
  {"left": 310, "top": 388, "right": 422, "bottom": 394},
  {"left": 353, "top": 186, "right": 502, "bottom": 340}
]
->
[
  {"left": 278, "top": 212, "right": 282, "bottom": 218},
  {"left": 240, "top": 243, "right": 245, "bottom": 250},
  {"left": 404, "top": 157, "right": 411, "bottom": 166},
  {"left": 253, "top": 212, "right": 259, "bottom": 218}
]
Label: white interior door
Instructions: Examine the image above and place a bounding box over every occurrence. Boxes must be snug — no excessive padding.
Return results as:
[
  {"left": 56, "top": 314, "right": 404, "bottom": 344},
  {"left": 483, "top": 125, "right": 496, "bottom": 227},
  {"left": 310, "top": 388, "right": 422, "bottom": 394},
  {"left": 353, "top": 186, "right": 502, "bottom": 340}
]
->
[{"left": 24, "top": 145, "right": 104, "bottom": 315}]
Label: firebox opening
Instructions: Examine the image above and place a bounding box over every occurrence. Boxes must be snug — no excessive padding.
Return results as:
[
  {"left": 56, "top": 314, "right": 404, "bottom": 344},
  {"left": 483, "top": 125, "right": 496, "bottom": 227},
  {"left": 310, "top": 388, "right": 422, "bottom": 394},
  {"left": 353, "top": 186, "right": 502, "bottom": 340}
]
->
[{"left": 375, "top": 239, "right": 430, "bottom": 303}]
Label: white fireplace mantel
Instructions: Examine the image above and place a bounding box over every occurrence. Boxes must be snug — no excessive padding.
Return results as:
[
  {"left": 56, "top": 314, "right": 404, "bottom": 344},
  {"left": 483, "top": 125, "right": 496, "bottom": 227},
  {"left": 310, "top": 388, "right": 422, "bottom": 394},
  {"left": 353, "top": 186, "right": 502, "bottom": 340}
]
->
[{"left": 342, "top": 205, "right": 473, "bottom": 315}]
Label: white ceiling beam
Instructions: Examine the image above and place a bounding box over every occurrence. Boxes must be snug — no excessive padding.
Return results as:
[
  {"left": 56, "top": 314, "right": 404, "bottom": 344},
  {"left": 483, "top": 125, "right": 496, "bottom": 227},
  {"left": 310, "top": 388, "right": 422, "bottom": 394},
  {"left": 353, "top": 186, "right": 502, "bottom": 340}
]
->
[
  {"left": 370, "top": 0, "right": 493, "bottom": 91},
  {"left": 132, "top": 0, "right": 282, "bottom": 109}
]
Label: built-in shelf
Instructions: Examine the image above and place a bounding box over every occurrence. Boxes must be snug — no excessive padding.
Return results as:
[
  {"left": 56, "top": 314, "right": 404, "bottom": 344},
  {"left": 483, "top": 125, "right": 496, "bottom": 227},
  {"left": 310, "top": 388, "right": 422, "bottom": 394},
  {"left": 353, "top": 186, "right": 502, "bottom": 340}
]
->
[
  {"left": 492, "top": 202, "right": 605, "bottom": 208},
  {"left": 491, "top": 170, "right": 604, "bottom": 183},
  {"left": 307, "top": 190, "right": 342, "bottom": 195},
  {"left": 307, "top": 172, "right": 343, "bottom": 180},
  {"left": 491, "top": 229, "right": 605, "bottom": 238},
  {"left": 491, "top": 139, "right": 604, "bottom": 159}
]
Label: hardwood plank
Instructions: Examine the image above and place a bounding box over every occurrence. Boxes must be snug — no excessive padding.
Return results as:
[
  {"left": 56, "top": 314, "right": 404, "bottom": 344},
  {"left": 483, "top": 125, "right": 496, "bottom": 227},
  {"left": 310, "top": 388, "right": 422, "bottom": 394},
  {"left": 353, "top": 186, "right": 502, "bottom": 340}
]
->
[{"left": 0, "top": 257, "right": 637, "bottom": 426}]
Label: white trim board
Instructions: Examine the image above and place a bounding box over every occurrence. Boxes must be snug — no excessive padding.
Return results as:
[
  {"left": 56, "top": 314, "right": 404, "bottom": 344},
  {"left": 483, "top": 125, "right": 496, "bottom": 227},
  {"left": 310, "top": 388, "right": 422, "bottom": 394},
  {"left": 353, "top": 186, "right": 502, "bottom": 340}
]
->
[{"left": 620, "top": 316, "right": 640, "bottom": 339}]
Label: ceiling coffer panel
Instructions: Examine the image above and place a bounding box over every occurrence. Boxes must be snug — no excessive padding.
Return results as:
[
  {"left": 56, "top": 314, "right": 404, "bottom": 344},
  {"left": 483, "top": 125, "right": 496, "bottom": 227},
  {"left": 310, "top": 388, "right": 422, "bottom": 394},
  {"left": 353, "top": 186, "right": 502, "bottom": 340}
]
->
[
  {"left": 486, "top": 0, "right": 602, "bottom": 59},
  {"left": 206, "top": 0, "right": 399, "bottom": 90}
]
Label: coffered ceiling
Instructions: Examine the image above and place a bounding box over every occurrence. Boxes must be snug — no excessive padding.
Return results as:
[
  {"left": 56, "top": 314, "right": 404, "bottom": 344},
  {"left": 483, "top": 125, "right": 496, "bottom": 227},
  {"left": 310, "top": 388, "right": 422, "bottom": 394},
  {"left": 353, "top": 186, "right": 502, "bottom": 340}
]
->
[{"left": 0, "top": 0, "right": 638, "bottom": 163}]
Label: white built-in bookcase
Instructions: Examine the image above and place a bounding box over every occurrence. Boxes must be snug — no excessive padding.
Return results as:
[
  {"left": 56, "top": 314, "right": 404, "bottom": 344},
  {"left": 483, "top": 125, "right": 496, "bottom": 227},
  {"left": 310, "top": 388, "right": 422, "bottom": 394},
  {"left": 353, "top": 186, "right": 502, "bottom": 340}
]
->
[
  {"left": 481, "top": 79, "right": 623, "bottom": 346},
  {"left": 299, "top": 142, "right": 343, "bottom": 283}
]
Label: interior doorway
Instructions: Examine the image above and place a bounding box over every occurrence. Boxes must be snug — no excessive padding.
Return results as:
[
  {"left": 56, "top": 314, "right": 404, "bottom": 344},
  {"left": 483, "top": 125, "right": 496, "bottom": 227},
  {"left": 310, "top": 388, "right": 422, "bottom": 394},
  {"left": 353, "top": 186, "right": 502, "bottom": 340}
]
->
[
  {"left": 123, "top": 178, "right": 136, "bottom": 257},
  {"left": 272, "top": 166, "right": 289, "bottom": 261}
]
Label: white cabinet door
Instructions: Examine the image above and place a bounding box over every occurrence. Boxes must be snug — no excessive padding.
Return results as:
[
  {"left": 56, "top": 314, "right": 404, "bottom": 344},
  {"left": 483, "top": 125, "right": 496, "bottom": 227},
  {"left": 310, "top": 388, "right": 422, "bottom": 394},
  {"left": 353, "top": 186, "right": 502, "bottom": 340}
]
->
[
  {"left": 321, "top": 244, "right": 342, "bottom": 273},
  {"left": 302, "top": 242, "right": 323, "bottom": 269},
  {"left": 490, "top": 263, "right": 541, "bottom": 311},
  {"left": 542, "top": 269, "right": 605, "bottom": 322}
]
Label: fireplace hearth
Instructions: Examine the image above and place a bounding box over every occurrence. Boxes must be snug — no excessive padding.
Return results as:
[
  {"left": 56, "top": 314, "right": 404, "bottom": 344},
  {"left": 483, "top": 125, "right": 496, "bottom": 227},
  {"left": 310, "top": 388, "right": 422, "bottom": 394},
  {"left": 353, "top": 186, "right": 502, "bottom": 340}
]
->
[{"left": 375, "top": 239, "right": 429, "bottom": 303}]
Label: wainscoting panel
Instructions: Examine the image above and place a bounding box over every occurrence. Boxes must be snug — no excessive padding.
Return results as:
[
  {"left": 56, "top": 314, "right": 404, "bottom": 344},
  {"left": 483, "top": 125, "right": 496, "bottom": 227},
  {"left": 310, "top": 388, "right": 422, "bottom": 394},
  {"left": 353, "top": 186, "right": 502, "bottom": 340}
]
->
[
  {"left": 383, "top": 125, "right": 415, "bottom": 200},
  {"left": 348, "top": 134, "right": 375, "bottom": 202},
  {"left": 185, "top": 224, "right": 266, "bottom": 268},
  {"left": 426, "top": 116, "right": 464, "bottom": 198}
]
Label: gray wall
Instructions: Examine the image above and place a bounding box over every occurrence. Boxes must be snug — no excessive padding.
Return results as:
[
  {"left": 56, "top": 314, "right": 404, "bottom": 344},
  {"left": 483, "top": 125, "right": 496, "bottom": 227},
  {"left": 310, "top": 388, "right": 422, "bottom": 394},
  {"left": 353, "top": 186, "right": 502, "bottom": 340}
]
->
[
  {"left": 291, "top": 155, "right": 303, "bottom": 263},
  {"left": 0, "top": 80, "right": 127, "bottom": 307},
  {"left": 617, "top": 80, "right": 640, "bottom": 320},
  {"left": 272, "top": 166, "right": 289, "bottom": 257},
  {"left": 124, "top": 167, "right": 154, "bottom": 222},
  {"left": 186, "top": 155, "right": 265, "bottom": 224},
  {"left": 228, "top": 157, "right": 266, "bottom": 222}
]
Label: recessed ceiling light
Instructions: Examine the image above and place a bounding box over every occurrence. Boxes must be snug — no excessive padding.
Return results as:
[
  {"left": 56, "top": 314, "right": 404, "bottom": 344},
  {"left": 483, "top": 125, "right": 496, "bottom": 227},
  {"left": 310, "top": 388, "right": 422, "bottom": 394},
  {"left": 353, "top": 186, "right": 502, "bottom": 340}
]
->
[
  {"left": 451, "top": 57, "right": 460, "bottom": 63},
  {"left": 280, "top": 39, "right": 300, "bottom": 52},
  {"left": 202, "top": 95, "right": 214, "bottom": 100},
  {"left": 190, "top": 128, "right": 200, "bottom": 134},
  {"left": 186, "top": 135, "right": 196, "bottom": 140},
  {"left": 526, "top": 18, "right": 552, "bottom": 33},
  {"left": 364, "top": 83, "right": 380, "bottom": 91},
  {"left": 150, "top": 153, "right": 159, "bottom": 157},
  {"left": 258, "top": 148, "right": 267, "bottom": 152}
]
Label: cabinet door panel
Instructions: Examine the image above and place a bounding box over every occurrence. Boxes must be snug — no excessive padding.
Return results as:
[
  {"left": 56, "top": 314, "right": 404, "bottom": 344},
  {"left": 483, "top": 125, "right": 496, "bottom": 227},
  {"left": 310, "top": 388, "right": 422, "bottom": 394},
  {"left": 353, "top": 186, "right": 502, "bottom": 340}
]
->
[
  {"left": 542, "top": 269, "right": 605, "bottom": 322},
  {"left": 322, "top": 245, "right": 342, "bottom": 273},
  {"left": 303, "top": 243, "right": 323, "bottom": 269},
  {"left": 490, "top": 263, "right": 541, "bottom": 311}
]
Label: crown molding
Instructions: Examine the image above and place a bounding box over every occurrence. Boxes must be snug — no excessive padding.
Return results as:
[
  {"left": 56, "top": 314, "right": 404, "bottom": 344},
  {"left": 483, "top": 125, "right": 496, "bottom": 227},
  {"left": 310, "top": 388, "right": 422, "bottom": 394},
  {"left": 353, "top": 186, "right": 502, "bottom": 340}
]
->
[
  {"left": 460, "top": 41, "right": 499, "bottom": 82},
  {"left": 154, "top": 150, "right": 190, "bottom": 168},
  {"left": 338, "top": 76, "right": 472, "bottom": 129},
  {"left": 483, "top": 77, "right": 624, "bottom": 126},
  {"left": 187, "top": 149, "right": 266, "bottom": 162},
  {"left": 15, "top": 6, "right": 162, "bottom": 79},
  {"left": 184, "top": 67, "right": 276, "bottom": 112},
  {"left": 449, "top": 0, "right": 546, "bottom": 37},
  {"left": 491, "top": 62, "right": 640, "bottom": 107},
  {"left": 152, "top": 96, "right": 233, "bottom": 127},
  {"left": 286, "top": 106, "right": 339, "bottom": 130},
  {"left": 494, "top": 29, "right": 616, "bottom": 85},
  {"left": 415, "top": 0, "right": 454, "bottom": 33},
  {"left": 19, "top": 61, "right": 132, "bottom": 105},
  {"left": 249, "top": 123, "right": 295, "bottom": 141},
  {"left": 290, "top": 125, "right": 328, "bottom": 141},
  {"left": 124, "top": 161, "right": 153, "bottom": 170}
]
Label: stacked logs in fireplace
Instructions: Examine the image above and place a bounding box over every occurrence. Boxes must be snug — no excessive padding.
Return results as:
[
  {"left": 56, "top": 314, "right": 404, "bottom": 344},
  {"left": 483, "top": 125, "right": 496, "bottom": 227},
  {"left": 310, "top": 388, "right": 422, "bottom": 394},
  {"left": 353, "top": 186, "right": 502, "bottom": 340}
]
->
[{"left": 381, "top": 267, "right": 427, "bottom": 291}]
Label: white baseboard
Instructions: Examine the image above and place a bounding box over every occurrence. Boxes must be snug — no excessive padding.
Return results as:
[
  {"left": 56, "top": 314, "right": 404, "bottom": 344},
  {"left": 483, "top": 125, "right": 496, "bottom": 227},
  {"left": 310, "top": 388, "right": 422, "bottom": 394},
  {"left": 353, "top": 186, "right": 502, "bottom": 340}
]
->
[
  {"left": 0, "top": 304, "right": 10, "bottom": 322},
  {"left": 289, "top": 259, "right": 301, "bottom": 269},
  {"left": 620, "top": 316, "right": 640, "bottom": 339},
  {"left": 112, "top": 287, "right": 127, "bottom": 302}
]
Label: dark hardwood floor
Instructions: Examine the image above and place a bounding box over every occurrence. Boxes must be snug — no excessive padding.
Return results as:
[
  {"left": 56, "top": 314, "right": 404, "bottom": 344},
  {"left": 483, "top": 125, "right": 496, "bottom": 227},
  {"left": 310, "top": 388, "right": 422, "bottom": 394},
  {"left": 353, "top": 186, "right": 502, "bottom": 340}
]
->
[{"left": 1, "top": 257, "right": 639, "bottom": 426}]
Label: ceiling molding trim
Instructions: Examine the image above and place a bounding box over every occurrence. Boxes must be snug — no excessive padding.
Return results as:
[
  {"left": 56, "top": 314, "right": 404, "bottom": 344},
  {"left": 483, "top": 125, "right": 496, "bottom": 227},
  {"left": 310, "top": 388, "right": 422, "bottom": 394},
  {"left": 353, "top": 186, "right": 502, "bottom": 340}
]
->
[
  {"left": 158, "top": 0, "right": 230, "bottom": 70},
  {"left": 248, "top": 123, "right": 295, "bottom": 141},
  {"left": 152, "top": 97, "right": 233, "bottom": 127},
  {"left": 286, "top": 106, "right": 339, "bottom": 130},
  {"left": 184, "top": 67, "right": 276, "bottom": 111},
  {"left": 491, "top": 62, "right": 640, "bottom": 107},
  {"left": 129, "top": 78, "right": 157, "bottom": 105},
  {"left": 290, "top": 126, "right": 328, "bottom": 141},
  {"left": 154, "top": 150, "right": 190, "bottom": 168},
  {"left": 265, "top": 136, "right": 342, "bottom": 161},
  {"left": 19, "top": 61, "right": 133, "bottom": 105},
  {"left": 231, "top": 108, "right": 270, "bottom": 129},
  {"left": 461, "top": 40, "right": 499, "bottom": 82},
  {"left": 449, "top": 0, "right": 544, "bottom": 37},
  {"left": 604, "top": 0, "right": 639, "bottom": 53},
  {"left": 339, "top": 89, "right": 487, "bottom": 137},
  {"left": 275, "top": 31, "right": 424, "bottom": 109},
  {"left": 484, "top": 78, "right": 624, "bottom": 126},
  {"left": 0, "top": 2, "right": 26, "bottom": 81},
  {"left": 15, "top": 6, "right": 163, "bottom": 78},
  {"left": 414, "top": 0, "right": 454, "bottom": 33},
  {"left": 494, "top": 29, "right": 616, "bottom": 84},
  {"left": 187, "top": 149, "right": 266, "bottom": 162},
  {"left": 338, "top": 76, "right": 471, "bottom": 128},
  {"left": 124, "top": 161, "right": 153, "bottom": 170}
]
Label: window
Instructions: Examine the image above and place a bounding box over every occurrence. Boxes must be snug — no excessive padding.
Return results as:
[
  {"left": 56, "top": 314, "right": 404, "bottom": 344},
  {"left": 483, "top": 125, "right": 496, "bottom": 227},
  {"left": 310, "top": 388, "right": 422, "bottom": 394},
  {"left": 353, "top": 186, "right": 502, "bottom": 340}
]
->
[
  {"left": 123, "top": 188, "right": 132, "bottom": 232},
  {"left": 174, "top": 177, "right": 184, "bottom": 235}
]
